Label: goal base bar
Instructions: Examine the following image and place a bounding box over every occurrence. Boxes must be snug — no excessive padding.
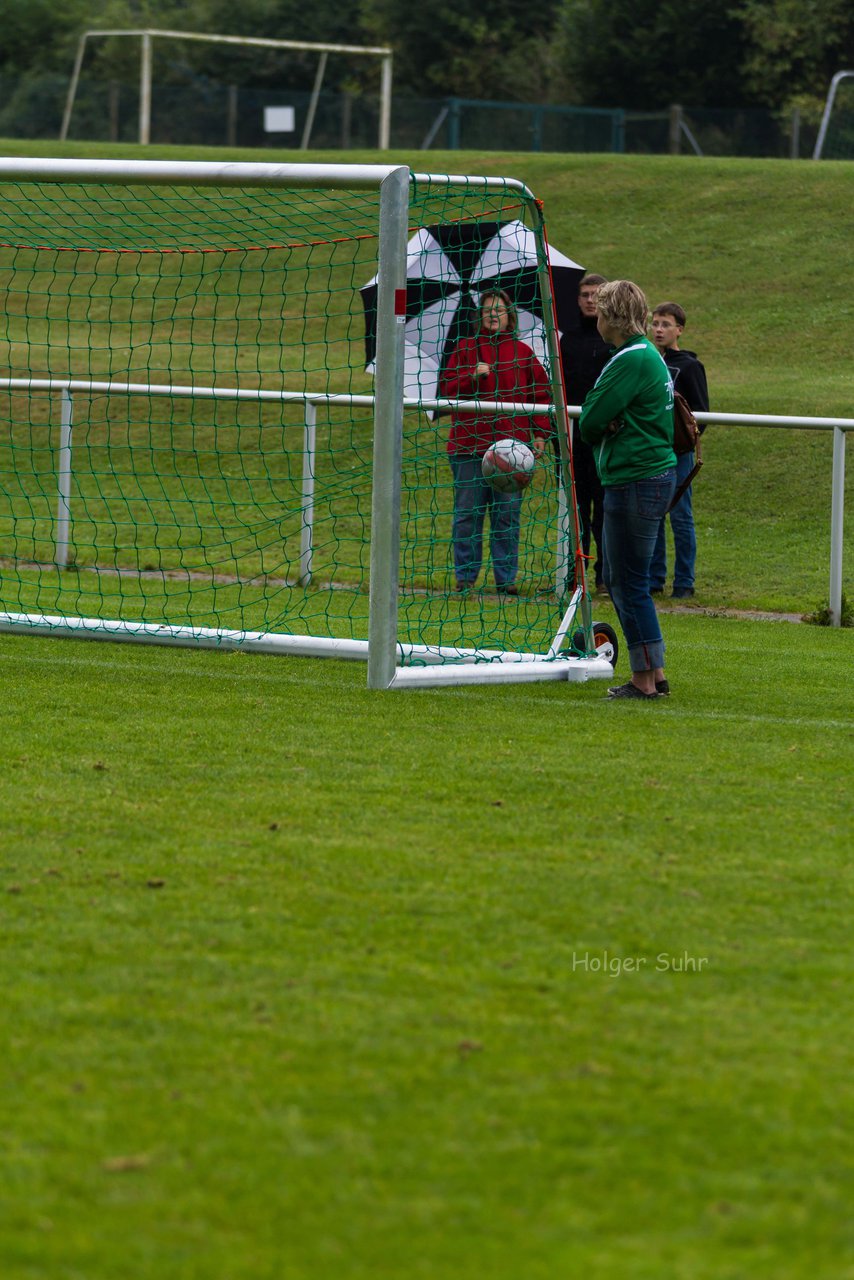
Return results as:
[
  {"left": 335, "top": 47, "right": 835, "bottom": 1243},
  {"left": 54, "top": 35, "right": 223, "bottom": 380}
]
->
[
  {"left": 0, "top": 613, "right": 613, "bottom": 684},
  {"left": 0, "top": 612, "right": 369, "bottom": 658},
  {"left": 389, "top": 656, "right": 614, "bottom": 688}
]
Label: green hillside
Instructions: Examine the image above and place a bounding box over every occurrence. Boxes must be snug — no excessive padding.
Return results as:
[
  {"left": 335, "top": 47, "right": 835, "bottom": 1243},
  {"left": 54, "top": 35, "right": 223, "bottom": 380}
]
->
[{"left": 3, "top": 139, "right": 850, "bottom": 411}]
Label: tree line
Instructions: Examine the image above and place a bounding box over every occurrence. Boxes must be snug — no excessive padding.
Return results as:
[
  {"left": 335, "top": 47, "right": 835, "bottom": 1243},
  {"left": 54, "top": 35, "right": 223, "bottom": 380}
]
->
[{"left": 3, "top": 0, "right": 851, "bottom": 118}]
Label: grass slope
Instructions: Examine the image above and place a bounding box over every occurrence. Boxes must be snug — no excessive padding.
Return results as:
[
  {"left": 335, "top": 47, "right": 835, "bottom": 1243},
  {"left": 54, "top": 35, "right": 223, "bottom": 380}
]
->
[
  {"left": 2, "top": 140, "right": 851, "bottom": 412},
  {"left": 1, "top": 619, "right": 852, "bottom": 1280}
]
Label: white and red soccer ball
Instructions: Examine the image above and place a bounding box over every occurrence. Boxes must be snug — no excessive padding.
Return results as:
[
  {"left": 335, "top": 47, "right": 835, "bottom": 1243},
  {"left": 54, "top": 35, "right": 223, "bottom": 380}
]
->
[{"left": 481, "top": 438, "right": 536, "bottom": 493}]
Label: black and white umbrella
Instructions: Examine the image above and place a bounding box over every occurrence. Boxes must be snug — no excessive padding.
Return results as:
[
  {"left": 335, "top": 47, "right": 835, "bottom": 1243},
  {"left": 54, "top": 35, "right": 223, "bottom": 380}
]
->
[{"left": 360, "top": 219, "right": 584, "bottom": 401}]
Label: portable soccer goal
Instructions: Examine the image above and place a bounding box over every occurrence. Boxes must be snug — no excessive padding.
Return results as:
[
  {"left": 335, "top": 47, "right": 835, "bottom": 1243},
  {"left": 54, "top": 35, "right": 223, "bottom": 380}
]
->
[{"left": 0, "top": 157, "right": 613, "bottom": 689}]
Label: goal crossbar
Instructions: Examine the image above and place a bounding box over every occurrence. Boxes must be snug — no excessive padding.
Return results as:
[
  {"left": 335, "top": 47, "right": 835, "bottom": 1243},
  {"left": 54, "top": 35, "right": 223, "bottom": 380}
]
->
[{"left": 0, "top": 157, "right": 530, "bottom": 196}]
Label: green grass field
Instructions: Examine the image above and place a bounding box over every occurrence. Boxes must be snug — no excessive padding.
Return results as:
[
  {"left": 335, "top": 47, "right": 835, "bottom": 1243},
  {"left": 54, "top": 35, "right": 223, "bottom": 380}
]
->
[
  {"left": 0, "top": 140, "right": 852, "bottom": 1280},
  {"left": 1, "top": 617, "right": 852, "bottom": 1279}
]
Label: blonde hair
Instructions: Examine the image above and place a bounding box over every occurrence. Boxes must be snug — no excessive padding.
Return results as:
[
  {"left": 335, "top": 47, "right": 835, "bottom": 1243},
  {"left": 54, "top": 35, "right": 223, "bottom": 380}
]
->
[{"left": 595, "top": 280, "right": 649, "bottom": 339}]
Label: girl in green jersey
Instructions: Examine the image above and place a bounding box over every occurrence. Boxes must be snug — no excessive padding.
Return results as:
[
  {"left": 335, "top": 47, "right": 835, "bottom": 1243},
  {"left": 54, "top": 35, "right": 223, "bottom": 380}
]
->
[{"left": 579, "top": 281, "right": 676, "bottom": 699}]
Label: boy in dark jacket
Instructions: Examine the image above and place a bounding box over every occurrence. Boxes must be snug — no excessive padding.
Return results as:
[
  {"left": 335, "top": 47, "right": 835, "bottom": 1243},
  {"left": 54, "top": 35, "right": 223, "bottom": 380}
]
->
[{"left": 650, "top": 302, "right": 710, "bottom": 598}]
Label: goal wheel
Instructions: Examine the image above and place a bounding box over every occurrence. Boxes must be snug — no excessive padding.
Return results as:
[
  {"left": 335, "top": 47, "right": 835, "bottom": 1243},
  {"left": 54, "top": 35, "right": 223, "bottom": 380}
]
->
[{"left": 572, "top": 621, "right": 619, "bottom": 667}]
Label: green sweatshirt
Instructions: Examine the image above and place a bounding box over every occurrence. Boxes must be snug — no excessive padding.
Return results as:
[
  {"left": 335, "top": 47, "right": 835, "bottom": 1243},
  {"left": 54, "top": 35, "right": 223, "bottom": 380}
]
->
[{"left": 578, "top": 333, "right": 676, "bottom": 486}]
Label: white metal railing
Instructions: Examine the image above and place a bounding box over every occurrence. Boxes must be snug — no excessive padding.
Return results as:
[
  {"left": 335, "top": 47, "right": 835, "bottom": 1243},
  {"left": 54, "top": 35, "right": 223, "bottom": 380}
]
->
[
  {"left": 574, "top": 404, "right": 851, "bottom": 629},
  {"left": 0, "top": 377, "right": 557, "bottom": 596},
  {"left": 690, "top": 407, "right": 851, "bottom": 628},
  {"left": 1, "top": 379, "right": 850, "bottom": 626},
  {"left": 568, "top": 404, "right": 852, "bottom": 627}
]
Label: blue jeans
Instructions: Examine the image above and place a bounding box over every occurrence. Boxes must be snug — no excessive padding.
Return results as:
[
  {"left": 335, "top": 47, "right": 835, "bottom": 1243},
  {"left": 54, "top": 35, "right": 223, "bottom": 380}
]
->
[
  {"left": 650, "top": 452, "right": 697, "bottom": 591},
  {"left": 449, "top": 455, "right": 523, "bottom": 587},
  {"left": 602, "top": 469, "right": 677, "bottom": 673}
]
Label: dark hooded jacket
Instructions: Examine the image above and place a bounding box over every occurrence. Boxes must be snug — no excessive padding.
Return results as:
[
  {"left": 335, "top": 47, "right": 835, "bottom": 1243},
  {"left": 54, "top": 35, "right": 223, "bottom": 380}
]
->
[
  {"left": 663, "top": 347, "right": 709, "bottom": 423},
  {"left": 560, "top": 313, "right": 611, "bottom": 408}
]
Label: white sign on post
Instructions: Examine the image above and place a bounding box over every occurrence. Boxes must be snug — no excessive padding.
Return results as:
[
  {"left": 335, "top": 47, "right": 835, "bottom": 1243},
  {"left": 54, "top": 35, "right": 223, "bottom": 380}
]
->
[{"left": 264, "top": 106, "right": 296, "bottom": 133}]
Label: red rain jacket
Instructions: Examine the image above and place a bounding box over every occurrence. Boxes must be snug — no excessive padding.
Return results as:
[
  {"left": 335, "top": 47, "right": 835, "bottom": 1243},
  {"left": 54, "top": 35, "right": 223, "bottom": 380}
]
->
[{"left": 439, "top": 331, "right": 551, "bottom": 456}]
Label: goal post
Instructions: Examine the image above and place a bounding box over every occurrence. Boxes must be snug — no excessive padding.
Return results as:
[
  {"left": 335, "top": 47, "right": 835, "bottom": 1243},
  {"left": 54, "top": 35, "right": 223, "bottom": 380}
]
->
[
  {"left": 0, "top": 157, "right": 612, "bottom": 690},
  {"left": 368, "top": 164, "right": 408, "bottom": 690}
]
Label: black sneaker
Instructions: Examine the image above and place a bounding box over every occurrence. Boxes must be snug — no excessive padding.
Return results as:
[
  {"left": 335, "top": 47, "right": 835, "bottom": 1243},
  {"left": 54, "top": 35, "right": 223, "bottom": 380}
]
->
[
  {"left": 607, "top": 681, "right": 661, "bottom": 701},
  {"left": 497, "top": 584, "right": 518, "bottom": 596},
  {"left": 671, "top": 587, "right": 695, "bottom": 598}
]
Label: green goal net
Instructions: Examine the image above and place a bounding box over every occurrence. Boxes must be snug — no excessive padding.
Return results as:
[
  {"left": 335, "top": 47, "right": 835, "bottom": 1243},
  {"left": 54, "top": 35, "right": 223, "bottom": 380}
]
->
[{"left": 0, "top": 158, "right": 611, "bottom": 688}]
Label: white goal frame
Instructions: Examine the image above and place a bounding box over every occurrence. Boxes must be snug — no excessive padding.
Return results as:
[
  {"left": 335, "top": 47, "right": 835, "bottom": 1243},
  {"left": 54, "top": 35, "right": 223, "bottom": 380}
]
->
[
  {"left": 60, "top": 28, "right": 394, "bottom": 150},
  {"left": 0, "top": 157, "right": 612, "bottom": 691},
  {"left": 813, "top": 70, "right": 854, "bottom": 160}
]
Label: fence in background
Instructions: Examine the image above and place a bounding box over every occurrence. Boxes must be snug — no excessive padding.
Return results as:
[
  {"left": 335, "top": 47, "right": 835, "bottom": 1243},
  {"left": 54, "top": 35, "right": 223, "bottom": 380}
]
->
[
  {"left": 689, "top": 409, "right": 850, "bottom": 629},
  {"left": 0, "top": 72, "right": 826, "bottom": 158},
  {"left": 2, "top": 376, "right": 850, "bottom": 627}
]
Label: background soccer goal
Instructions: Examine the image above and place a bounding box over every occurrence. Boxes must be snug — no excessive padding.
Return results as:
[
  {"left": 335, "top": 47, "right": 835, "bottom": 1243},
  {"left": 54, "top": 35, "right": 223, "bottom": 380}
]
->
[
  {"left": 0, "top": 157, "right": 612, "bottom": 689},
  {"left": 813, "top": 70, "right": 854, "bottom": 159},
  {"left": 59, "top": 28, "right": 394, "bottom": 150}
]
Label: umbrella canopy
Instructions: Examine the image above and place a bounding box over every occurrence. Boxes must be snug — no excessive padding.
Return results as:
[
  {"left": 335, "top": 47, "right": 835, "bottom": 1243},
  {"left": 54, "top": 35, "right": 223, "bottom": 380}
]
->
[{"left": 360, "top": 219, "right": 584, "bottom": 402}]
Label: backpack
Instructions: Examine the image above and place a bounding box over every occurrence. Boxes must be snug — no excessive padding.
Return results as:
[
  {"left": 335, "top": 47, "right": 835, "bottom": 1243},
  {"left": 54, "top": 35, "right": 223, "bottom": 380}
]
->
[
  {"left": 668, "top": 391, "right": 703, "bottom": 512},
  {"left": 673, "top": 390, "right": 701, "bottom": 455}
]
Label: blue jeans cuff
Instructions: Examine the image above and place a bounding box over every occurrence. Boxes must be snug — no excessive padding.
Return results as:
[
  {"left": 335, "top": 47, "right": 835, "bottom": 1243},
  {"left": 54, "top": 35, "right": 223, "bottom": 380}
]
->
[{"left": 628, "top": 639, "right": 666, "bottom": 673}]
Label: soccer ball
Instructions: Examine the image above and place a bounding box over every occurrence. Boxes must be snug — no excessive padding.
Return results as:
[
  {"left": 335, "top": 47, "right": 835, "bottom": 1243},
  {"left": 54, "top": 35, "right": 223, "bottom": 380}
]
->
[{"left": 481, "top": 438, "right": 536, "bottom": 493}]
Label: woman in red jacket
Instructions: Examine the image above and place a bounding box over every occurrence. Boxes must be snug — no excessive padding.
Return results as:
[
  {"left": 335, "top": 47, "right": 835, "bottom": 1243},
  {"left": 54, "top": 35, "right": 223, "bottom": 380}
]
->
[{"left": 438, "top": 290, "right": 550, "bottom": 594}]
